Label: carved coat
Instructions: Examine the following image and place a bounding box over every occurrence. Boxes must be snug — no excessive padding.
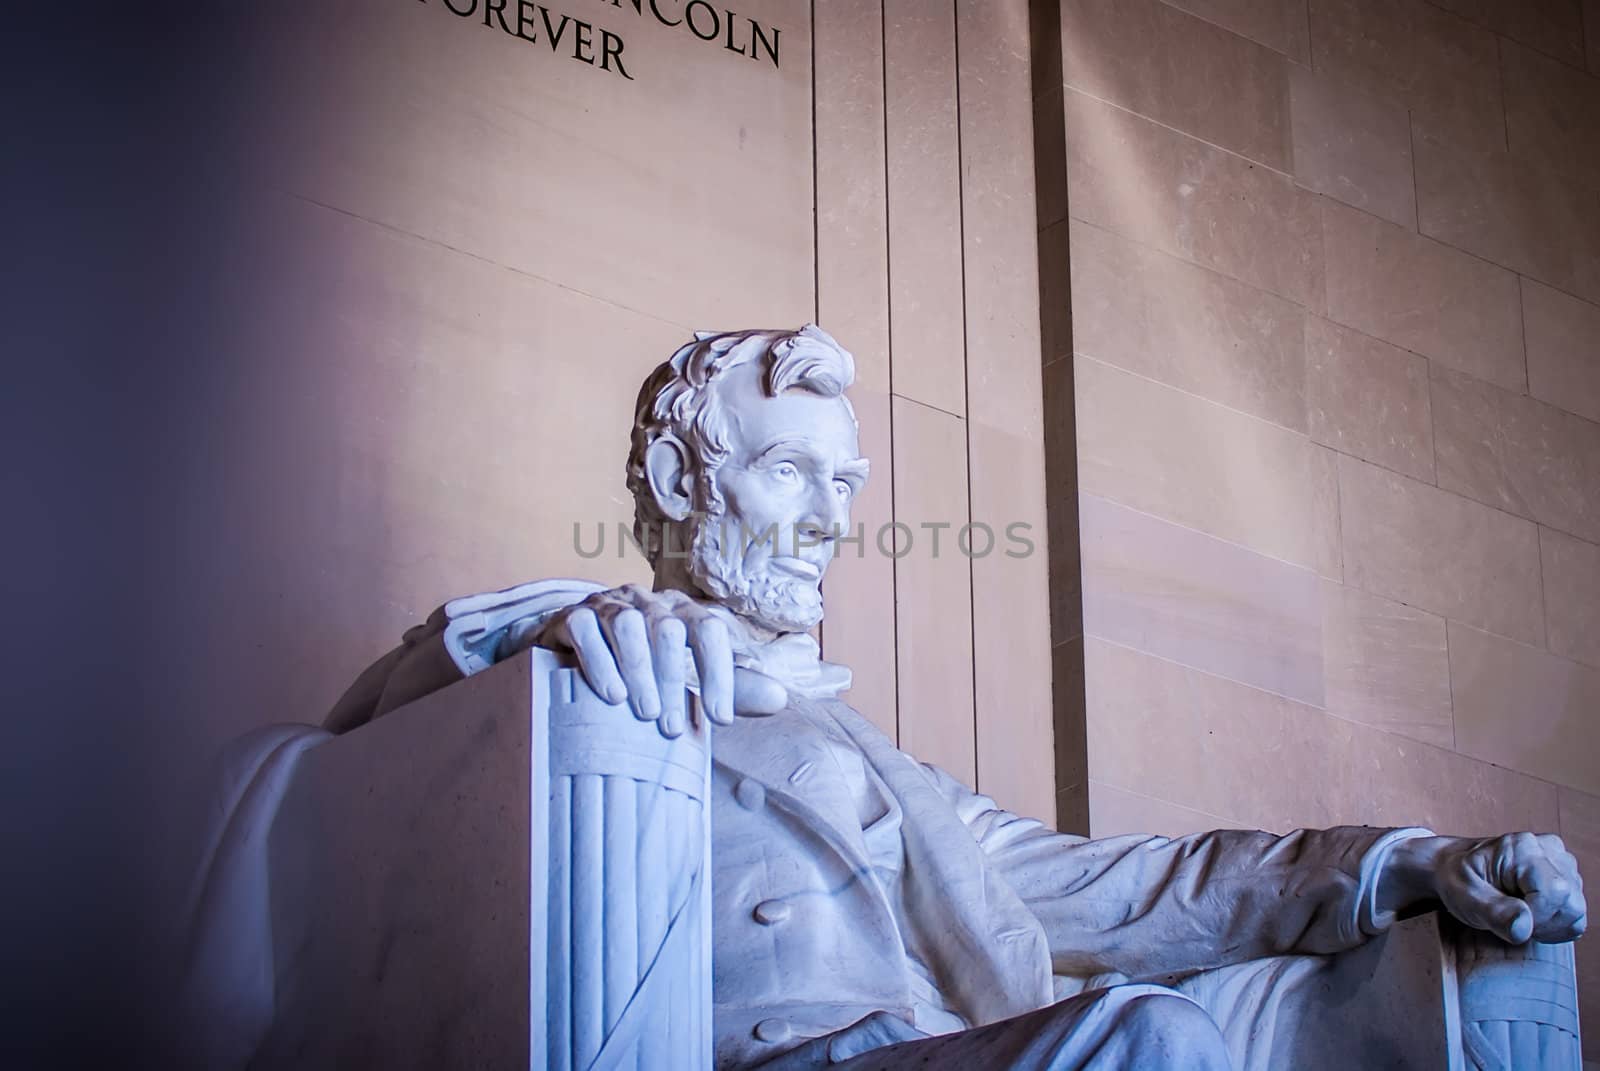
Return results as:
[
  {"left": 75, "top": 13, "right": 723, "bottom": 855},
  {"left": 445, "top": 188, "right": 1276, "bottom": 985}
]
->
[{"left": 320, "top": 581, "right": 1424, "bottom": 1069}]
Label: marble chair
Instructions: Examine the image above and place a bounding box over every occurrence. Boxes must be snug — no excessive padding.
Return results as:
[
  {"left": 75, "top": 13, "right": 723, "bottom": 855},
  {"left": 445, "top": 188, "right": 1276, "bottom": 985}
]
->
[{"left": 206, "top": 647, "right": 1580, "bottom": 1070}]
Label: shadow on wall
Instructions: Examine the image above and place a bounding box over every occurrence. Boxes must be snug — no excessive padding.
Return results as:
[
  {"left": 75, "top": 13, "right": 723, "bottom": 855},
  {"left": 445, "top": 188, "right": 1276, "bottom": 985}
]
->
[{"left": 0, "top": 7, "right": 375, "bottom": 1064}]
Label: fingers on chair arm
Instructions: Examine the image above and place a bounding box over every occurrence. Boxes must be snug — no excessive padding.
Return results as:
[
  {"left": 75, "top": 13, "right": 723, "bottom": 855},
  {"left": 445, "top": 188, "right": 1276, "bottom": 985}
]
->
[
  {"left": 567, "top": 607, "right": 629, "bottom": 707},
  {"left": 652, "top": 616, "right": 690, "bottom": 738},
  {"left": 688, "top": 616, "right": 734, "bottom": 726}
]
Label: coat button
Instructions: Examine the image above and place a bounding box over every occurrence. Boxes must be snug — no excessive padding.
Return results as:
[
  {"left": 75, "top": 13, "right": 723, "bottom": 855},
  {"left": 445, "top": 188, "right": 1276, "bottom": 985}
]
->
[
  {"left": 734, "top": 777, "right": 765, "bottom": 811},
  {"left": 754, "top": 1018, "right": 792, "bottom": 1043},
  {"left": 753, "top": 899, "right": 792, "bottom": 925}
]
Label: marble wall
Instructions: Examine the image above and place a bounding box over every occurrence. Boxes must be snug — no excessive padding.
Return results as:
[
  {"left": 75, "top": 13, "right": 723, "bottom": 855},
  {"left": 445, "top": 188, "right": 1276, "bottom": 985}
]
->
[
  {"left": 1033, "top": 0, "right": 1600, "bottom": 1053},
  {"left": 152, "top": 0, "right": 1054, "bottom": 834},
  {"left": 10, "top": 3, "right": 1056, "bottom": 1054}
]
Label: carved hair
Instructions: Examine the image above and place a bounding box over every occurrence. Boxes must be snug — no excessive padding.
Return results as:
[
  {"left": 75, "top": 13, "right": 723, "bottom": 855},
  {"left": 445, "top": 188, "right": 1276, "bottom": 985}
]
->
[{"left": 626, "top": 324, "right": 857, "bottom": 567}]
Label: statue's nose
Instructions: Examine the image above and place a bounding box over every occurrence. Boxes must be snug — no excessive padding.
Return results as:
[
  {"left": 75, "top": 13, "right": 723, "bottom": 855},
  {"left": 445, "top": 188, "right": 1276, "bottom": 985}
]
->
[{"left": 796, "top": 487, "right": 846, "bottom": 554}]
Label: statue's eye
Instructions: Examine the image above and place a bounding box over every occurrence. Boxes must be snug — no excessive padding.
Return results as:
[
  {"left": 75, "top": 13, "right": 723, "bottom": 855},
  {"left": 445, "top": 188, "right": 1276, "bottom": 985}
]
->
[
  {"left": 772, "top": 461, "right": 800, "bottom": 482},
  {"left": 833, "top": 479, "right": 854, "bottom": 499}
]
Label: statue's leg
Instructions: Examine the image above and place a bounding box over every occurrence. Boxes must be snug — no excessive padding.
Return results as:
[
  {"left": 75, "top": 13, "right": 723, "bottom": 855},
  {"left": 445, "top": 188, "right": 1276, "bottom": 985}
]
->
[{"left": 828, "top": 984, "right": 1233, "bottom": 1071}]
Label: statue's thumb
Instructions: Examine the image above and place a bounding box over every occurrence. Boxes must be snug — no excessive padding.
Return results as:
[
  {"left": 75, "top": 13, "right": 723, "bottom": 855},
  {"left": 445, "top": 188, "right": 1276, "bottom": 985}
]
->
[
  {"left": 1446, "top": 870, "right": 1534, "bottom": 944},
  {"left": 732, "top": 667, "right": 787, "bottom": 716},
  {"left": 1496, "top": 899, "right": 1535, "bottom": 944}
]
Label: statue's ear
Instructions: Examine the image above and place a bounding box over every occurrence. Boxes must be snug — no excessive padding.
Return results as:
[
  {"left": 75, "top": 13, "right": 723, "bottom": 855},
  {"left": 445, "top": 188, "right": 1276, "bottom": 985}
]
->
[{"left": 643, "top": 437, "right": 694, "bottom": 522}]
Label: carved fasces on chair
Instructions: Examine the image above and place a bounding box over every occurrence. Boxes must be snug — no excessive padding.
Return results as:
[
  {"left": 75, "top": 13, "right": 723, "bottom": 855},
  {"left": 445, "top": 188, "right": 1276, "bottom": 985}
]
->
[
  {"left": 540, "top": 655, "right": 713, "bottom": 1071},
  {"left": 1444, "top": 916, "right": 1583, "bottom": 1071}
]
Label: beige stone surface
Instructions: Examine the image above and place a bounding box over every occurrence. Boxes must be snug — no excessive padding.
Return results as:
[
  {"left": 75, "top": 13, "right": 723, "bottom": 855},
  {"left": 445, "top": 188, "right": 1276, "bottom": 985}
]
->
[
  {"left": 1432, "top": 362, "right": 1600, "bottom": 544},
  {"left": 1310, "top": 443, "right": 1345, "bottom": 582},
  {"left": 1070, "top": 220, "right": 1308, "bottom": 432},
  {"left": 1501, "top": 36, "right": 1600, "bottom": 184},
  {"left": 959, "top": 0, "right": 1054, "bottom": 823},
  {"left": 1084, "top": 637, "right": 1559, "bottom": 835},
  {"left": 890, "top": 395, "right": 976, "bottom": 786},
  {"left": 970, "top": 421, "right": 1055, "bottom": 824},
  {"left": 1321, "top": 580, "right": 1454, "bottom": 748},
  {"left": 206, "top": 191, "right": 673, "bottom": 731},
  {"left": 1063, "top": 90, "right": 1324, "bottom": 309},
  {"left": 1432, "top": 0, "right": 1588, "bottom": 69},
  {"left": 815, "top": 0, "right": 889, "bottom": 397},
  {"left": 959, "top": 0, "right": 1046, "bottom": 440},
  {"left": 261, "top": 0, "right": 815, "bottom": 333},
  {"left": 1160, "top": 0, "right": 1310, "bottom": 62},
  {"left": 1414, "top": 121, "right": 1600, "bottom": 306},
  {"left": 1088, "top": 782, "right": 1238, "bottom": 838},
  {"left": 1338, "top": 454, "right": 1544, "bottom": 645},
  {"left": 814, "top": 0, "right": 896, "bottom": 742},
  {"left": 1308, "top": 0, "right": 1504, "bottom": 150},
  {"left": 884, "top": 0, "right": 966, "bottom": 417},
  {"left": 1058, "top": 0, "right": 1292, "bottom": 169},
  {"left": 1451, "top": 622, "right": 1600, "bottom": 795},
  {"left": 1080, "top": 493, "right": 1325, "bottom": 706},
  {"left": 1306, "top": 316, "right": 1434, "bottom": 482},
  {"left": 1524, "top": 277, "right": 1600, "bottom": 426},
  {"left": 1289, "top": 64, "right": 1416, "bottom": 229},
  {"left": 1323, "top": 199, "right": 1526, "bottom": 392},
  {"left": 1542, "top": 526, "right": 1600, "bottom": 670},
  {"left": 1075, "top": 356, "right": 1330, "bottom": 570},
  {"left": 822, "top": 387, "right": 898, "bottom": 741}
]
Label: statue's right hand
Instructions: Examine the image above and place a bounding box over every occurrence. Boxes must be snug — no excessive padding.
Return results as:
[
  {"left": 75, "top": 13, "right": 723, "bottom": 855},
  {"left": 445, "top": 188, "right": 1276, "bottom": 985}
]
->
[{"left": 533, "top": 585, "right": 787, "bottom": 738}]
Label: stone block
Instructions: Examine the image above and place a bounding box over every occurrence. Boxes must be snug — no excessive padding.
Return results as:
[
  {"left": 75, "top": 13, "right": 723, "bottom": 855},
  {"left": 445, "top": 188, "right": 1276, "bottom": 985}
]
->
[
  {"left": 1160, "top": 0, "right": 1310, "bottom": 61},
  {"left": 1084, "top": 637, "right": 1559, "bottom": 835},
  {"left": 1525, "top": 277, "right": 1600, "bottom": 426},
  {"left": 1542, "top": 526, "right": 1600, "bottom": 670},
  {"left": 1070, "top": 219, "right": 1307, "bottom": 431},
  {"left": 884, "top": 0, "right": 966, "bottom": 417},
  {"left": 1432, "top": 0, "right": 1587, "bottom": 68},
  {"left": 1309, "top": 0, "right": 1504, "bottom": 150},
  {"left": 1502, "top": 33, "right": 1600, "bottom": 184},
  {"left": 1338, "top": 454, "right": 1543, "bottom": 644},
  {"left": 1323, "top": 199, "right": 1525, "bottom": 391},
  {"left": 1075, "top": 355, "right": 1327, "bottom": 569},
  {"left": 1306, "top": 315, "right": 1434, "bottom": 482},
  {"left": 1080, "top": 493, "right": 1325, "bottom": 706},
  {"left": 1415, "top": 120, "right": 1600, "bottom": 305},
  {"left": 1059, "top": 0, "right": 1291, "bottom": 169},
  {"left": 1064, "top": 90, "right": 1324, "bottom": 309},
  {"left": 1289, "top": 63, "right": 1416, "bottom": 228},
  {"left": 890, "top": 395, "right": 975, "bottom": 785},
  {"left": 1433, "top": 362, "right": 1600, "bottom": 545},
  {"left": 1088, "top": 782, "right": 1235, "bottom": 839},
  {"left": 1451, "top": 622, "right": 1600, "bottom": 795},
  {"left": 1321, "top": 580, "right": 1453, "bottom": 748}
]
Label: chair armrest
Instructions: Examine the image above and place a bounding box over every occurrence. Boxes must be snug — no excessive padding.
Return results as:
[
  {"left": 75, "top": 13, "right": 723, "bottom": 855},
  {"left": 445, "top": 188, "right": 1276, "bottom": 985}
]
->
[{"left": 1444, "top": 914, "right": 1582, "bottom": 1070}]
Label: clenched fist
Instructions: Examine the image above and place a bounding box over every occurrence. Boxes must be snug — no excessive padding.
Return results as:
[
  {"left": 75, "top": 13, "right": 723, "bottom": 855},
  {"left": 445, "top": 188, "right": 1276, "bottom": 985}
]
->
[{"left": 1380, "top": 832, "right": 1586, "bottom": 945}]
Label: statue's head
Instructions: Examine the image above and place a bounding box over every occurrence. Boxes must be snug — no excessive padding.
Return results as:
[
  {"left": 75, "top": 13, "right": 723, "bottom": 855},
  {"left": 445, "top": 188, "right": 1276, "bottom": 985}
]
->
[{"left": 626, "top": 325, "right": 868, "bottom": 634}]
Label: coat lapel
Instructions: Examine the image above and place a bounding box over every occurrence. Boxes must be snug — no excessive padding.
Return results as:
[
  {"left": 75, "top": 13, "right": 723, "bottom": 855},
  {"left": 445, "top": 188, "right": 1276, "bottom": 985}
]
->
[
  {"left": 826, "top": 703, "right": 1056, "bottom": 1026},
  {"left": 710, "top": 706, "right": 878, "bottom": 882}
]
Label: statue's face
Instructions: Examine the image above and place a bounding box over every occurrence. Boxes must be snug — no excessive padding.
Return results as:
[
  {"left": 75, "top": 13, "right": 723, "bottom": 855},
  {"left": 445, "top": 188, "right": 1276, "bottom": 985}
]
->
[{"left": 687, "top": 362, "right": 867, "bottom": 632}]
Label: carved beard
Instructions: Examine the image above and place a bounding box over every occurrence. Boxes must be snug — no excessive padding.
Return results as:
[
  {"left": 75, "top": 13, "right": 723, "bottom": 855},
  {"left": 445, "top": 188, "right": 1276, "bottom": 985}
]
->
[{"left": 687, "top": 507, "right": 824, "bottom": 634}]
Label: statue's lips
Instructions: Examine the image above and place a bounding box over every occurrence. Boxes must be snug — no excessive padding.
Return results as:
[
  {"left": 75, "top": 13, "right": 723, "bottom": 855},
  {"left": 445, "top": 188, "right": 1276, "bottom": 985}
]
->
[{"left": 768, "top": 556, "right": 822, "bottom": 581}]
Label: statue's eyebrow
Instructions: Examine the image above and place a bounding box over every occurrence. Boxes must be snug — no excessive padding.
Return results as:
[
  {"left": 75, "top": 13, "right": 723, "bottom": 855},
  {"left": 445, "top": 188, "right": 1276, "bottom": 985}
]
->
[
  {"left": 752, "top": 437, "right": 823, "bottom": 463},
  {"left": 836, "top": 459, "right": 871, "bottom": 480}
]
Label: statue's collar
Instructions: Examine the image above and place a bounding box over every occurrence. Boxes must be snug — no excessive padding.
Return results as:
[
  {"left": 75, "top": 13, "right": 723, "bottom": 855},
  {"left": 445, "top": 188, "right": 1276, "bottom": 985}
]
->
[{"left": 735, "top": 629, "right": 852, "bottom": 700}]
